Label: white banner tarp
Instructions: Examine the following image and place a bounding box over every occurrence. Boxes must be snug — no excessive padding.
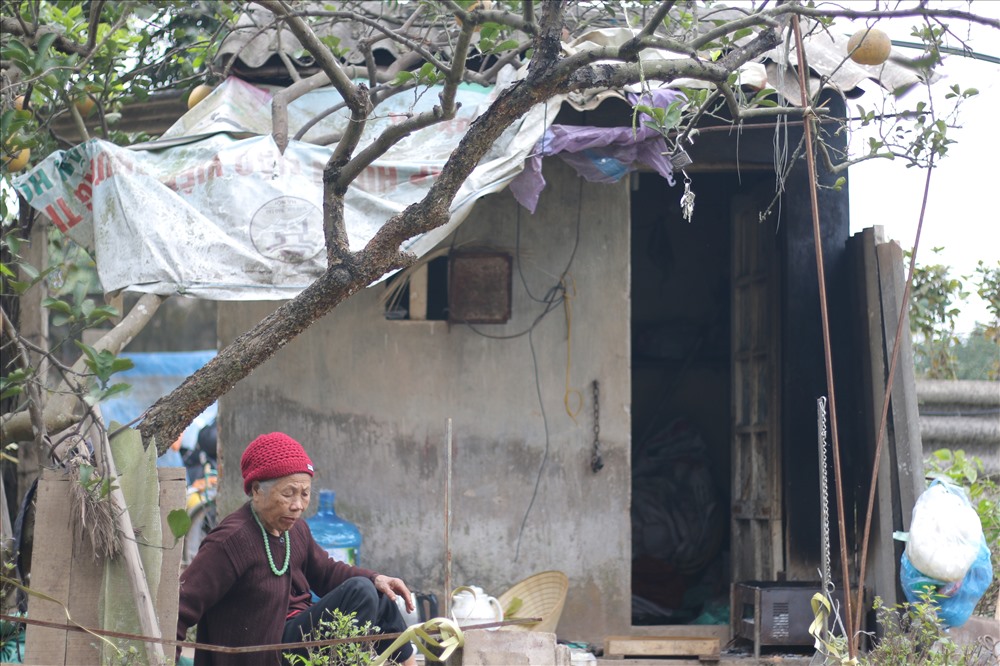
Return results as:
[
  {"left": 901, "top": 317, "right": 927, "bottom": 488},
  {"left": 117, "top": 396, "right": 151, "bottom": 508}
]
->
[{"left": 14, "top": 76, "right": 557, "bottom": 300}]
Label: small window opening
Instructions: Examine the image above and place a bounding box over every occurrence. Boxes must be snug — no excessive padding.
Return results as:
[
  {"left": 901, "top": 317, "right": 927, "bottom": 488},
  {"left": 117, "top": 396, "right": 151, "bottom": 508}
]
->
[{"left": 383, "top": 256, "right": 449, "bottom": 321}]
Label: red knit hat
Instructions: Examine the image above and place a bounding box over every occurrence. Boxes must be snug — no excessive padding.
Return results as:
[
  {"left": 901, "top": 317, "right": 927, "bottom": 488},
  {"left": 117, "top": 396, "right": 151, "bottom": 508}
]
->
[{"left": 241, "top": 432, "right": 315, "bottom": 495}]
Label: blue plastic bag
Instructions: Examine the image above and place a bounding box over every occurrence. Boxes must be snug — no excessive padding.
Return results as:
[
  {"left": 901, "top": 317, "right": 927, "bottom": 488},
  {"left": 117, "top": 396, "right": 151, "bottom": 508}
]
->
[{"left": 900, "top": 537, "right": 994, "bottom": 628}]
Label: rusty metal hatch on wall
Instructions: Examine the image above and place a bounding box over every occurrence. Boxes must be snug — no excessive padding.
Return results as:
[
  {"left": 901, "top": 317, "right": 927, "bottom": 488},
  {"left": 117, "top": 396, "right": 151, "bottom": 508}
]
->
[{"left": 448, "top": 251, "right": 512, "bottom": 324}]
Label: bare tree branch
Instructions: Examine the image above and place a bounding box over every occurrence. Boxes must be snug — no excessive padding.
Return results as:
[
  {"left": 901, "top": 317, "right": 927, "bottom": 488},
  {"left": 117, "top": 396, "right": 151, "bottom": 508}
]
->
[
  {"left": 272, "top": 70, "right": 331, "bottom": 153},
  {"left": 306, "top": 9, "right": 451, "bottom": 73},
  {"left": 1, "top": 294, "right": 165, "bottom": 444},
  {"left": 0, "top": 306, "right": 48, "bottom": 451}
]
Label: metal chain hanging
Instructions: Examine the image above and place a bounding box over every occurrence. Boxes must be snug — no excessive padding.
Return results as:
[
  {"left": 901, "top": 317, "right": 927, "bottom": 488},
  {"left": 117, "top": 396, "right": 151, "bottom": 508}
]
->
[
  {"left": 817, "top": 397, "right": 832, "bottom": 594},
  {"left": 591, "top": 380, "right": 604, "bottom": 473}
]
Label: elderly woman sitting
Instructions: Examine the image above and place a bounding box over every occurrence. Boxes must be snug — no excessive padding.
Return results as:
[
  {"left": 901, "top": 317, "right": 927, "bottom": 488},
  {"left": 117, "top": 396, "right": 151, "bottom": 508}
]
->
[{"left": 177, "top": 432, "right": 416, "bottom": 665}]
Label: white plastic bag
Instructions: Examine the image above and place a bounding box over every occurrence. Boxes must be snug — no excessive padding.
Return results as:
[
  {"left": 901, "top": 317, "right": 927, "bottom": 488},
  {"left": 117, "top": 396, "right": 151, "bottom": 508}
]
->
[{"left": 904, "top": 480, "right": 983, "bottom": 582}]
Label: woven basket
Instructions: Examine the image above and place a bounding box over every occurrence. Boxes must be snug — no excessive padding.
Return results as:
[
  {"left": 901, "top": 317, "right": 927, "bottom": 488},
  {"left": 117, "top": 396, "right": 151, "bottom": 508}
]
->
[{"left": 497, "top": 570, "right": 569, "bottom": 634}]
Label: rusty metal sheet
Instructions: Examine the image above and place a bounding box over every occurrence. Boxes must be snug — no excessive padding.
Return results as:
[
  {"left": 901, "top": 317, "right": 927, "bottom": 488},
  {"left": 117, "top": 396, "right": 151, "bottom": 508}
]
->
[{"left": 448, "top": 252, "right": 512, "bottom": 324}]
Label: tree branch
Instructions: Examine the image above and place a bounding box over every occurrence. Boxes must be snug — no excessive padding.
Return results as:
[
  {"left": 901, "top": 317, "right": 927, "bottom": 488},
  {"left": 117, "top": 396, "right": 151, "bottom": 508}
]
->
[
  {"left": 791, "top": 5, "right": 1000, "bottom": 30},
  {"left": 1, "top": 294, "right": 165, "bottom": 445},
  {"left": 442, "top": 1, "right": 537, "bottom": 35},
  {"left": 0, "top": 306, "right": 48, "bottom": 451},
  {"left": 272, "top": 70, "right": 331, "bottom": 153},
  {"left": 306, "top": 9, "right": 451, "bottom": 73},
  {"left": 259, "top": 0, "right": 372, "bottom": 262},
  {"left": 0, "top": 17, "right": 90, "bottom": 55},
  {"left": 85, "top": 0, "right": 106, "bottom": 54}
]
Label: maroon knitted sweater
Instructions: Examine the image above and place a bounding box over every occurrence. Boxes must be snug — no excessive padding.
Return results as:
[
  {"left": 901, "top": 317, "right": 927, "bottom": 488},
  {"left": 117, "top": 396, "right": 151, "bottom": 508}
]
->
[{"left": 177, "top": 503, "right": 377, "bottom": 665}]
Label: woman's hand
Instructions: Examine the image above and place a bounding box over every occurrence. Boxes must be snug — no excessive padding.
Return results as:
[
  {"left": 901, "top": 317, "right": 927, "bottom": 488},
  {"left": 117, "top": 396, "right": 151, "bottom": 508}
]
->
[{"left": 373, "top": 574, "right": 414, "bottom": 613}]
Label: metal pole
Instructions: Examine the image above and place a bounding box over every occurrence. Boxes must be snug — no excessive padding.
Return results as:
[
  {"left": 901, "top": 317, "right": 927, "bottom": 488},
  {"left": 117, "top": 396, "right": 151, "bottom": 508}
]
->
[
  {"left": 444, "top": 417, "right": 453, "bottom": 617},
  {"left": 791, "top": 16, "right": 855, "bottom": 657}
]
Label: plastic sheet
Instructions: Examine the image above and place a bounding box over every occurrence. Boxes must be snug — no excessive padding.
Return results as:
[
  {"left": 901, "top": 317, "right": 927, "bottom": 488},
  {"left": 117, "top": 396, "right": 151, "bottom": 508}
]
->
[
  {"left": 900, "top": 539, "right": 994, "bottom": 628},
  {"left": 905, "top": 480, "right": 982, "bottom": 582}
]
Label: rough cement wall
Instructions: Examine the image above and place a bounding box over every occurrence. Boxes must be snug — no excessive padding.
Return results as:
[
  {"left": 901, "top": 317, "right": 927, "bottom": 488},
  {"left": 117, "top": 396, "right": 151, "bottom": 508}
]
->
[{"left": 216, "top": 160, "right": 632, "bottom": 644}]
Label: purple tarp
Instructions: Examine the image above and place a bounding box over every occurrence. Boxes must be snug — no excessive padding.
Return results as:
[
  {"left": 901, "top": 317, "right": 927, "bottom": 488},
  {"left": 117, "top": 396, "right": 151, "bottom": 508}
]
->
[{"left": 510, "top": 89, "right": 683, "bottom": 212}]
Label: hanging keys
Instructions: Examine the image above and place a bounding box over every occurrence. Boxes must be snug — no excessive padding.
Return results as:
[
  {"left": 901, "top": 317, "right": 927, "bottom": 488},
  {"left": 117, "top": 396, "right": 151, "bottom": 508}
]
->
[{"left": 680, "top": 174, "right": 695, "bottom": 223}]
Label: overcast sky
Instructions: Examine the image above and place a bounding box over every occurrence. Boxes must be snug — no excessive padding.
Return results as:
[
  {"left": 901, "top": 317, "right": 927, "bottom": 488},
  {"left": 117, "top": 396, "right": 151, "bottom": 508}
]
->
[{"left": 845, "top": 1, "right": 1000, "bottom": 334}]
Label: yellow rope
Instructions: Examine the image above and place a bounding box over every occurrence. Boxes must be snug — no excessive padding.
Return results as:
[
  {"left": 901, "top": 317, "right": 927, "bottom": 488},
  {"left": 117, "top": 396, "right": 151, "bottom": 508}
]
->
[
  {"left": 370, "top": 617, "right": 465, "bottom": 665},
  {"left": 809, "top": 592, "right": 858, "bottom": 666},
  {"left": 562, "top": 275, "right": 582, "bottom": 421}
]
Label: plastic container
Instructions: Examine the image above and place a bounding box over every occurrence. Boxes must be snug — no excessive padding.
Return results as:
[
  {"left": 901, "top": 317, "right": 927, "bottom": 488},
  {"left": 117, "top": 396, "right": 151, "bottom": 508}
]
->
[{"left": 306, "top": 490, "right": 362, "bottom": 566}]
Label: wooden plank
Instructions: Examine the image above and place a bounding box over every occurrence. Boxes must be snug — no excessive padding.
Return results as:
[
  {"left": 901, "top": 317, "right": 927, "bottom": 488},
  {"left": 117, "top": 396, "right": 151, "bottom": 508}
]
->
[
  {"left": 730, "top": 192, "right": 782, "bottom": 584},
  {"left": 24, "top": 470, "right": 75, "bottom": 665},
  {"left": 408, "top": 263, "right": 429, "bottom": 321},
  {"left": 875, "top": 241, "right": 924, "bottom": 523},
  {"left": 22, "top": 464, "right": 185, "bottom": 666},
  {"left": 156, "top": 467, "right": 186, "bottom": 638},
  {"left": 604, "top": 636, "right": 720, "bottom": 657},
  {"left": 64, "top": 515, "right": 105, "bottom": 664},
  {"left": 848, "top": 227, "right": 898, "bottom": 609},
  {"left": 630, "top": 625, "right": 729, "bottom": 641}
]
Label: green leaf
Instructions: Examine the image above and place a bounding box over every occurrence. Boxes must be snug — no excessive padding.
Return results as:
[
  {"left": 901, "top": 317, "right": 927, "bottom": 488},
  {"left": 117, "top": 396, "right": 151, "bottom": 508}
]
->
[
  {"left": 98, "top": 382, "right": 131, "bottom": 401},
  {"left": 167, "top": 509, "right": 192, "bottom": 540},
  {"left": 78, "top": 463, "right": 94, "bottom": 487},
  {"left": 0, "top": 386, "right": 23, "bottom": 401},
  {"left": 1, "top": 39, "right": 33, "bottom": 70},
  {"left": 41, "top": 297, "right": 73, "bottom": 314},
  {"left": 493, "top": 39, "right": 519, "bottom": 53},
  {"left": 7, "top": 279, "right": 31, "bottom": 294},
  {"left": 393, "top": 71, "right": 415, "bottom": 85},
  {"left": 663, "top": 104, "right": 682, "bottom": 128},
  {"left": 36, "top": 32, "right": 58, "bottom": 56},
  {"left": 74, "top": 342, "right": 132, "bottom": 387},
  {"left": 504, "top": 596, "right": 523, "bottom": 618},
  {"left": 18, "top": 262, "right": 40, "bottom": 280},
  {"left": 833, "top": 176, "right": 846, "bottom": 192}
]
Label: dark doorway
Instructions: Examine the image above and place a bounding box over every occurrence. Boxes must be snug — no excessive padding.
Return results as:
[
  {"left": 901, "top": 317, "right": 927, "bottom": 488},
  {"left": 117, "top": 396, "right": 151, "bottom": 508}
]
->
[{"left": 630, "top": 171, "right": 768, "bottom": 627}]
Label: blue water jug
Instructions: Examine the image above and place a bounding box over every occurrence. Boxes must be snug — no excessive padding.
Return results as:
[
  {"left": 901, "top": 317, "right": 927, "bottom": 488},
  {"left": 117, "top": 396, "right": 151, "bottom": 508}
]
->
[{"left": 306, "top": 490, "right": 362, "bottom": 566}]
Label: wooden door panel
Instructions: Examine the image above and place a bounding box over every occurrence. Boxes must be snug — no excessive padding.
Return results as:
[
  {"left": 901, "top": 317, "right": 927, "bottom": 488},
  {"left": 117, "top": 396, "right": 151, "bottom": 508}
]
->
[{"left": 731, "top": 193, "right": 782, "bottom": 583}]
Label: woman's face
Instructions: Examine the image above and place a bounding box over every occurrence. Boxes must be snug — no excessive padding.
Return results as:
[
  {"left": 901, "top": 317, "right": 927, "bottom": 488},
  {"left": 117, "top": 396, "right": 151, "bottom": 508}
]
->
[{"left": 252, "top": 473, "right": 312, "bottom": 535}]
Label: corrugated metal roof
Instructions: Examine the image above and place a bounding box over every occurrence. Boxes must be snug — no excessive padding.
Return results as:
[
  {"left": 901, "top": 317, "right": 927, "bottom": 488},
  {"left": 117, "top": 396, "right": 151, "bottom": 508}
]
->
[{"left": 215, "top": 4, "right": 925, "bottom": 103}]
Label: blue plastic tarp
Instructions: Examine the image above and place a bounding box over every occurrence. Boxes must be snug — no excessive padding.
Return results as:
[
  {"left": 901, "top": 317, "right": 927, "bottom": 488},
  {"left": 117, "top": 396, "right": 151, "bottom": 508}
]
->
[{"left": 100, "top": 350, "right": 217, "bottom": 466}]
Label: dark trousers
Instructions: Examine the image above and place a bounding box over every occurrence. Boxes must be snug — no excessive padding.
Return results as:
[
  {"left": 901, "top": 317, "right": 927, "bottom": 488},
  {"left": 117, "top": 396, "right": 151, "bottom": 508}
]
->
[{"left": 281, "top": 577, "right": 413, "bottom": 663}]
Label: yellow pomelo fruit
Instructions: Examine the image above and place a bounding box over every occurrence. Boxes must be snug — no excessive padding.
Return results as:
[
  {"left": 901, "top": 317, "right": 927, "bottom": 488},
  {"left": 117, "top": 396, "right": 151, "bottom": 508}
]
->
[
  {"left": 455, "top": 0, "right": 492, "bottom": 30},
  {"left": 187, "top": 84, "right": 214, "bottom": 109},
  {"left": 74, "top": 95, "right": 96, "bottom": 117},
  {"left": 847, "top": 28, "right": 891, "bottom": 66},
  {"left": 4, "top": 147, "right": 31, "bottom": 173}
]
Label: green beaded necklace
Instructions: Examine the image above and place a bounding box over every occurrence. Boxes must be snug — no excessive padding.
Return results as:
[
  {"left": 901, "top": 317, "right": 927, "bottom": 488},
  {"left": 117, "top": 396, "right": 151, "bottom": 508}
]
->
[{"left": 251, "top": 506, "right": 290, "bottom": 576}]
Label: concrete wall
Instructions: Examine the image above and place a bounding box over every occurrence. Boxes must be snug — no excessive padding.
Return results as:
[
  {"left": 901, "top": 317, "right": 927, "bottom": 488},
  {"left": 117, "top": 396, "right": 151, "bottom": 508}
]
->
[{"left": 216, "top": 160, "right": 632, "bottom": 643}]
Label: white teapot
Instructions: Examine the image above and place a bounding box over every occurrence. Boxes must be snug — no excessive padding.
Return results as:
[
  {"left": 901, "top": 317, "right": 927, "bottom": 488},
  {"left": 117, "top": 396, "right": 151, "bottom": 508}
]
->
[{"left": 450, "top": 585, "right": 503, "bottom": 629}]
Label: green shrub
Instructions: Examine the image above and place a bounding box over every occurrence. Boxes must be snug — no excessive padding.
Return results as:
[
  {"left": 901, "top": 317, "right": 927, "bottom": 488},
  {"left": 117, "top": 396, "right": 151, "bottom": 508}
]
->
[
  {"left": 860, "top": 594, "right": 991, "bottom": 665},
  {"left": 283, "top": 608, "right": 393, "bottom": 666}
]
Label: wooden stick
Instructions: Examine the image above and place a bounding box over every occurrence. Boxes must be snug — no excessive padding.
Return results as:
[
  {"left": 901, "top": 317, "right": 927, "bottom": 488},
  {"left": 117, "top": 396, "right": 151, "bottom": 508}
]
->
[
  {"left": 444, "top": 417, "right": 453, "bottom": 617},
  {"left": 99, "top": 427, "right": 166, "bottom": 665}
]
